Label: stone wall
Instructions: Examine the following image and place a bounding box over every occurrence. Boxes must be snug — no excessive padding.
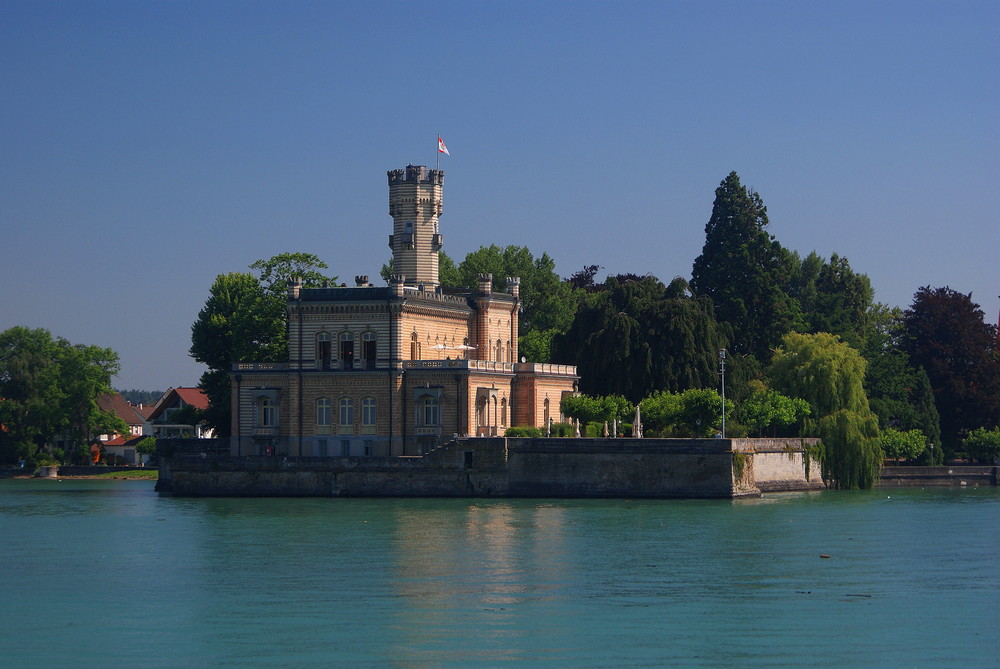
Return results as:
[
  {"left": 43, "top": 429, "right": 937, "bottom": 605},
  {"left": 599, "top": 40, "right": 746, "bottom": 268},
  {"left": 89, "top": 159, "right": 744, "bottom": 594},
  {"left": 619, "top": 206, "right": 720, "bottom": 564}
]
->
[{"left": 160, "top": 437, "right": 819, "bottom": 499}]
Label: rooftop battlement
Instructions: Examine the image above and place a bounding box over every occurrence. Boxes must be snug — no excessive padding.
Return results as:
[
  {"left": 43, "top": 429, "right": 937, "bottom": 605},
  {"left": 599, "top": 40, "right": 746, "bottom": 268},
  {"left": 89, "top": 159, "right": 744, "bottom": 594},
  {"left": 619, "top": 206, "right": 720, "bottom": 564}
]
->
[{"left": 387, "top": 164, "right": 444, "bottom": 186}]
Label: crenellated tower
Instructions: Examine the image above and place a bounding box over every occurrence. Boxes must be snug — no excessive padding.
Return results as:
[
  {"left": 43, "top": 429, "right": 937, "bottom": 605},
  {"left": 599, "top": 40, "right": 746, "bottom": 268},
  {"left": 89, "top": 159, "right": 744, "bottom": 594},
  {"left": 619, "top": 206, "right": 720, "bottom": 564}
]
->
[{"left": 387, "top": 164, "right": 444, "bottom": 288}]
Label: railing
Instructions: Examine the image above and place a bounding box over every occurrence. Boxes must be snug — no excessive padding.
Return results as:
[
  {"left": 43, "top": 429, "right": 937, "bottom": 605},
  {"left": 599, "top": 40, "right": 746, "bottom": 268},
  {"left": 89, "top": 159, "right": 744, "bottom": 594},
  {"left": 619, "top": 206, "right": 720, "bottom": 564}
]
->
[
  {"left": 404, "top": 360, "right": 515, "bottom": 372},
  {"left": 514, "top": 362, "right": 578, "bottom": 376},
  {"left": 234, "top": 362, "right": 289, "bottom": 371}
]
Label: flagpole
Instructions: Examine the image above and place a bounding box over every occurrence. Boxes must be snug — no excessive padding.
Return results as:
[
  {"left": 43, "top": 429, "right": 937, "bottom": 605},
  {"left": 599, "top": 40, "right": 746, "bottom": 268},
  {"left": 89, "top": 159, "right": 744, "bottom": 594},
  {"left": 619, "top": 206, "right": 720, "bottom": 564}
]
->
[{"left": 436, "top": 133, "right": 440, "bottom": 171}]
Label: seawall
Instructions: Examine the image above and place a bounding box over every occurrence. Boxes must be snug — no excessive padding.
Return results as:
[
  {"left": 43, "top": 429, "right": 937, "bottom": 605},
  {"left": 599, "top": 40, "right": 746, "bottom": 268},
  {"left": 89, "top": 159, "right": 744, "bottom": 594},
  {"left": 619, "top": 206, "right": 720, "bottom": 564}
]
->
[{"left": 158, "top": 437, "right": 822, "bottom": 499}]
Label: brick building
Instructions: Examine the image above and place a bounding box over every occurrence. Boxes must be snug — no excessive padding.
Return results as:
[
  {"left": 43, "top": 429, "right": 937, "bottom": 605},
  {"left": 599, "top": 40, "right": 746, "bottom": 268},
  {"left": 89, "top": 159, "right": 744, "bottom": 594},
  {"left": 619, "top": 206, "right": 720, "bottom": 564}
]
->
[{"left": 231, "top": 164, "right": 578, "bottom": 457}]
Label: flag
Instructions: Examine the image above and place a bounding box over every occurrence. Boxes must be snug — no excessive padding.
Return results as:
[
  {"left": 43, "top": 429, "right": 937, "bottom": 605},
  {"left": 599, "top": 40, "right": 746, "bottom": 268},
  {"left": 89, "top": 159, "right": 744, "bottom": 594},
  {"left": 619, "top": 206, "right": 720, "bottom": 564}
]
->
[{"left": 438, "top": 136, "right": 450, "bottom": 155}]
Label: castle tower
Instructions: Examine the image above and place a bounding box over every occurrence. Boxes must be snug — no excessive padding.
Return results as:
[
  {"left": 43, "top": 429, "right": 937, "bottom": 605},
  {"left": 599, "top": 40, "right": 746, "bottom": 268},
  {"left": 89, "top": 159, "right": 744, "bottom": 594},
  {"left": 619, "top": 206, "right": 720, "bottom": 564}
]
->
[{"left": 387, "top": 164, "right": 444, "bottom": 288}]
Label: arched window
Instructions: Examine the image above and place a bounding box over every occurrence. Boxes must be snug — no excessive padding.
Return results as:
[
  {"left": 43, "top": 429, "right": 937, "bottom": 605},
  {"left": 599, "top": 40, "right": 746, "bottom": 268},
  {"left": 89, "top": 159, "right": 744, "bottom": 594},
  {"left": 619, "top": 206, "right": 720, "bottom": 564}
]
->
[
  {"left": 258, "top": 397, "right": 277, "bottom": 427},
  {"left": 339, "top": 332, "right": 354, "bottom": 369},
  {"left": 495, "top": 338, "right": 503, "bottom": 363},
  {"left": 362, "top": 397, "right": 377, "bottom": 434},
  {"left": 339, "top": 397, "right": 354, "bottom": 434},
  {"left": 410, "top": 332, "right": 420, "bottom": 360},
  {"left": 316, "top": 332, "right": 331, "bottom": 370},
  {"left": 506, "top": 340, "right": 512, "bottom": 363},
  {"left": 500, "top": 397, "right": 507, "bottom": 427},
  {"left": 362, "top": 332, "right": 377, "bottom": 369},
  {"left": 543, "top": 397, "right": 550, "bottom": 426},
  {"left": 316, "top": 397, "right": 331, "bottom": 427}
]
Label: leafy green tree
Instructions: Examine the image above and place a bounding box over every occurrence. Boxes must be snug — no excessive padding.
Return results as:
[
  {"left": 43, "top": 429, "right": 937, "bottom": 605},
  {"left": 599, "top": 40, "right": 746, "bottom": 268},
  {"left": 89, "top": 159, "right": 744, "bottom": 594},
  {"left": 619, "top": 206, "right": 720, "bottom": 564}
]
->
[
  {"left": 690, "top": 172, "right": 799, "bottom": 362},
  {"left": 900, "top": 286, "right": 1000, "bottom": 453},
  {"left": 135, "top": 436, "right": 158, "bottom": 459},
  {"left": 769, "top": 332, "right": 882, "bottom": 489},
  {"left": 962, "top": 427, "right": 1000, "bottom": 464},
  {"left": 456, "top": 244, "right": 576, "bottom": 336},
  {"left": 674, "top": 388, "right": 727, "bottom": 438},
  {"left": 190, "top": 273, "right": 286, "bottom": 436},
  {"left": 560, "top": 394, "right": 634, "bottom": 426},
  {"left": 639, "top": 391, "right": 682, "bottom": 435},
  {"left": 0, "top": 327, "right": 125, "bottom": 465},
  {"left": 250, "top": 252, "right": 336, "bottom": 298},
  {"left": 736, "top": 383, "right": 811, "bottom": 436},
  {"left": 880, "top": 428, "right": 927, "bottom": 463}
]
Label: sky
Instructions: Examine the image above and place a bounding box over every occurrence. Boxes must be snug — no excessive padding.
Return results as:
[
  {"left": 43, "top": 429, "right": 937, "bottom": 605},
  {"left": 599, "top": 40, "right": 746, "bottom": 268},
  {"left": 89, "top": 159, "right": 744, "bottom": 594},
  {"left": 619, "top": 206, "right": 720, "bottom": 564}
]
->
[{"left": 2, "top": 0, "right": 997, "bottom": 391}]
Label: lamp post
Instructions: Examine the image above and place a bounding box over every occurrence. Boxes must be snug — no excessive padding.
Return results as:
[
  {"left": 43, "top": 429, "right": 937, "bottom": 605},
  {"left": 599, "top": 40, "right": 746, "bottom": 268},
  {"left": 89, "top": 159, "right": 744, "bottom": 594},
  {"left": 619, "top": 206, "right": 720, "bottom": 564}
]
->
[{"left": 719, "top": 348, "right": 727, "bottom": 438}]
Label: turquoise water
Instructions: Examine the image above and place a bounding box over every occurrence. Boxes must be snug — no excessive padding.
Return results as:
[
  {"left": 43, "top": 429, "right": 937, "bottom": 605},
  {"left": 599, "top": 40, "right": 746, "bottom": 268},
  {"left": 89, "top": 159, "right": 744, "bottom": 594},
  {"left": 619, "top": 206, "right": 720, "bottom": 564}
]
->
[{"left": 0, "top": 480, "right": 997, "bottom": 668}]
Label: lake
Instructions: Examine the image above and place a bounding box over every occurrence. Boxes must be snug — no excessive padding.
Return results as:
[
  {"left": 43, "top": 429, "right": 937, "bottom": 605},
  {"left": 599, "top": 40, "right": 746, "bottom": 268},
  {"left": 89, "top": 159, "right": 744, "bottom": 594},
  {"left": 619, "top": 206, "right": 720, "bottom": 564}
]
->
[{"left": 1, "top": 479, "right": 997, "bottom": 667}]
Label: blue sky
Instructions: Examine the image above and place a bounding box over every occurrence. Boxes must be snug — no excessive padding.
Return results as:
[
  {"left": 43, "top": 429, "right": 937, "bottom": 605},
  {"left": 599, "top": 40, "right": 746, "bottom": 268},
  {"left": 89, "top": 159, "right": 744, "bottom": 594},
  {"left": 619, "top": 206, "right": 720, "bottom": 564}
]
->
[{"left": 2, "top": 1, "right": 997, "bottom": 391}]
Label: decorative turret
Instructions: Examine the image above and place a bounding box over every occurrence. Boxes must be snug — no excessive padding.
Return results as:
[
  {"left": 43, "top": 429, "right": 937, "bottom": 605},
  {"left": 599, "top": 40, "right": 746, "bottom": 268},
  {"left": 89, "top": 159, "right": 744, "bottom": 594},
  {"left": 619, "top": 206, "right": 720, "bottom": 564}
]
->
[
  {"left": 478, "top": 273, "right": 493, "bottom": 295},
  {"left": 387, "top": 164, "right": 444, "bottom": 289}
]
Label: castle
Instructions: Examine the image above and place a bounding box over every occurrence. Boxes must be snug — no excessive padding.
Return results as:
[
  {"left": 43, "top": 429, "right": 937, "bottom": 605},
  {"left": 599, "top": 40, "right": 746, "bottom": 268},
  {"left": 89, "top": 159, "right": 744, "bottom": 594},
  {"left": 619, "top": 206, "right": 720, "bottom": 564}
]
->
[{"left": 230, "top": 165, "right": 579, "bottom": 457}]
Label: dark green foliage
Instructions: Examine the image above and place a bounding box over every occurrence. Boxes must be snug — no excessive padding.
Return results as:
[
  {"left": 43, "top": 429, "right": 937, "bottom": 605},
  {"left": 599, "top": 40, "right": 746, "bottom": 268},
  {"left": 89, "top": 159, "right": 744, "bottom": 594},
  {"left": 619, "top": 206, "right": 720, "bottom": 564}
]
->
[
  {"left": 560, "top": 394, "right": 634, "bottom": 425},
  {"left": 456, "top": 245, "right": 576, "bottom": 336},
  {"left": 190, "top": 272, "right": 287, "bottom": 437},
  {"left": 116, "top": 389, "right": 164, "bottom": 406},
  {"left": 639, "top": 388, "right": 730, "bottom": 437},
  {"left": 554, "top": 275, "right": 728, "bottom": 402},
  {"left": 250, "top": 252, "right": 336, "bottom": 298},
  {"left": 0, "top": 327, "right": 125, "bottom": 465},
  {"left": 135, "top": 436, "right": 158, "bottom": 457},
  {"left": 792, "top": 252, "right": 875, "bottom": 349},
  {"left": 690, "top": 172, "right": 799, "bottom": 362},
  {"left": 504, "top": 426, "right": 544, "bottom": 438},
  {"left": 900, "top": 286, "right": 1000, "bottom": 453}
]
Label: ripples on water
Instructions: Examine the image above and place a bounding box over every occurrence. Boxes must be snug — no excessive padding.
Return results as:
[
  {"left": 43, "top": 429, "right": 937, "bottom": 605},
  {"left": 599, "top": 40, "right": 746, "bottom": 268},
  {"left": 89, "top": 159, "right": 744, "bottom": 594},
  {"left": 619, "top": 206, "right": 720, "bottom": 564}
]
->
[{"left": 1, "top": 479, "right": 997, "bottom": 668}]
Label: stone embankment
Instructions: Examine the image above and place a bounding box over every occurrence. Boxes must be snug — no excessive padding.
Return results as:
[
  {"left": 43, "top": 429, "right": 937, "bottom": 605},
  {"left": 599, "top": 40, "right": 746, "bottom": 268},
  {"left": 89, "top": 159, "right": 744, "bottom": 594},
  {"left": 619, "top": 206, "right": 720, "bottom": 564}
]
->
[{"left": 157, "top": 437, "right": 823, "bottom": 499}]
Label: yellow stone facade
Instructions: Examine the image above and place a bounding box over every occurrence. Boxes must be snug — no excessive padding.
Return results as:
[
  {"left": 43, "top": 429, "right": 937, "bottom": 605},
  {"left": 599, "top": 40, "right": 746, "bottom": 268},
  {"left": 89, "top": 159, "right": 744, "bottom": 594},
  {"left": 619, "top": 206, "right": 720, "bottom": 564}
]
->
[{"left": 231, "top": 165, "right": 578, "bottom": 457}]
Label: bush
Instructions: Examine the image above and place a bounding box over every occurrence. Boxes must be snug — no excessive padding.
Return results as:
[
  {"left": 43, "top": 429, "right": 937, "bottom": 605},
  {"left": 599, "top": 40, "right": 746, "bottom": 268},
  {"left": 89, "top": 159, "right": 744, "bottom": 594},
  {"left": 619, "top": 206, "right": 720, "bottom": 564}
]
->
[
  {"left": 963, "top": 428, "right": 1000, "bottom": 464},
  {"left": 504, "top": 426, "right": 544, "bottom": 438}
]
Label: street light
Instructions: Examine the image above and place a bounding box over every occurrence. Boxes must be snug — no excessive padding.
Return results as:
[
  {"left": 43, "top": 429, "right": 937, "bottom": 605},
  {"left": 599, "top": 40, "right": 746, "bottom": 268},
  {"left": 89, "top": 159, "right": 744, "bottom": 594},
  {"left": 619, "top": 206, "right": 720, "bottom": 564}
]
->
[{"left": 719, "top": 348, "right": 727, "bottom": 438}]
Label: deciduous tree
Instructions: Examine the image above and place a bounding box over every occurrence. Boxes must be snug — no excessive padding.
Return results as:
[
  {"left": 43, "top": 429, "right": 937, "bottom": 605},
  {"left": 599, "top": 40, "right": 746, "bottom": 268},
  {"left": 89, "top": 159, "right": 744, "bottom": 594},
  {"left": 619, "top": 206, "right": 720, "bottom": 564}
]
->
[{"left": 900, "top": 286, "right": 1000, "bottom": 453}]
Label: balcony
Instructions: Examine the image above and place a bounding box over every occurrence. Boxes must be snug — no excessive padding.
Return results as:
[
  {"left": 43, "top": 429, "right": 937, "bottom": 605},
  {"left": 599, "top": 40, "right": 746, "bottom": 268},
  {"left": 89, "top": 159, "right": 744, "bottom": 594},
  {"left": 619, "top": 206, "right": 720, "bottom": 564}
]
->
[
  {"left": 404, "top": 360, "right": 515, "bottom": 373},
  {"left": 513, "top": 362, "right": 578, "bottom": 376}
]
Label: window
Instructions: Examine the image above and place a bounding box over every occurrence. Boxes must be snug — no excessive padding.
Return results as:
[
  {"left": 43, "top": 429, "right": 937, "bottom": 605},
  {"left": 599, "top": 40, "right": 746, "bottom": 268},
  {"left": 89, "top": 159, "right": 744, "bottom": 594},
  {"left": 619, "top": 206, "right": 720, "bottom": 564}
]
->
[
  {"left": 362, "top": 397, "right": 377, "bottom": 434},
  {"left": 507, "top": 340, "right": 512, "bottom": 363},
  {"left": 500, "top": 397, "right": 507, "bottom": 427},
  {"left": 315, "top": 439, "right": 328, "bottom": 457},
  {"left": 316, "top": 397, "right": 331, "bottom": 427},
  {"left": 316, "top": 332, "right": 331, "bottom": 370},
  {"left": 362, "top": 332, "right": 377, "bottom": 369},
  {"left": 495, "top": 339, "right": 503, "bottom": 363},
  {"left": 339, "top": 398, "right": 354, "bottom": 434},
  {"left": 341, "top": 440, "right": 351, "bottom": 457},
  {"left": 259, "top": 397, "right": 277, "bottom": 427},
  {"left": 410, "top": 332, "right": 421, "bottom": 360},
  {"left": 543, "top": 398, "right": 551, "bottom": 426},
  {"left": 364, "top": 440, "right": 374, "bottom": 456},
  {"left": 421, "top": 396, "right": 440, "bottom": 426},
  {"left": 340, "top": 332, "right": 354, "bottom": 369}
]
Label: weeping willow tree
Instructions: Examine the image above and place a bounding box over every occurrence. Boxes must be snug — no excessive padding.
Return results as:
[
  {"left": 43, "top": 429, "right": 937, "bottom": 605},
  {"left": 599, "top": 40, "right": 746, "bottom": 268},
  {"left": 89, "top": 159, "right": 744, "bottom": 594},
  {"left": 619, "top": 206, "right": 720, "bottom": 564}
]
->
[{"left": 768, "top": 332, "right": 882, "bottom": 489}]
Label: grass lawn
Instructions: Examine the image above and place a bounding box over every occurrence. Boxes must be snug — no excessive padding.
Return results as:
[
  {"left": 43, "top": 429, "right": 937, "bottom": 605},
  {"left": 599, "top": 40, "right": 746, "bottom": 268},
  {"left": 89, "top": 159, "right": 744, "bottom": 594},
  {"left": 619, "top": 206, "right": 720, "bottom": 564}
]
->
[{"left": 92, "top": 470, "right": 159, "bottom": 480}]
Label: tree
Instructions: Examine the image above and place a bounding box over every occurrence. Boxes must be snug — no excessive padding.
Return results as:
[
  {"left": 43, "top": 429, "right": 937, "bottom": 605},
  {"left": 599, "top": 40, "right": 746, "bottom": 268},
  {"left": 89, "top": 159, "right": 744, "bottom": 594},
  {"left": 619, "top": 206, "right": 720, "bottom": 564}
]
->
[
  {"left": 190, "top": 273, "right": 286, "bottom": 436},
  {"left": 900, "top": 286, "right": 1000, "bottom": 453},
  {"left": 250, "top": 252, "right": 336, "bottom": 298},
  {"left": 880, "top": 428, "right": 926, "bottom": 463},
  {"left": 690, "top": 172, "right": 799, "bottom": 362},
  {"left": 673, "top": 388, "right": 727, "bottom": 438},
  {"left": 0, "top": 327, "right": 125, "bottom": 465},
  {"left": 456, "top": 245, "right": 577, "bottom": 336},
  {"left": 769, "top": 332, "right": 882, "bottom": 489},
  {"left": 736, "top": 383, "right": 811, "bottom": 437},
  {"left": 793, "top": 252, "right": 875, "bottom": 349},
  {"left": 554, "top": 275, "right": 728, "bottom": 402},
  {"left": 560, "top": 394, "right": 634, "bottom": 426},
  {"left": 381, "top": 251, "right": 461, "bottom": 287},
  {"left": 962, "top": 428, "right": 1000, "bottom": 464},
  {"left": 135, "top": 436, "right": 158, "bottom": 459}
]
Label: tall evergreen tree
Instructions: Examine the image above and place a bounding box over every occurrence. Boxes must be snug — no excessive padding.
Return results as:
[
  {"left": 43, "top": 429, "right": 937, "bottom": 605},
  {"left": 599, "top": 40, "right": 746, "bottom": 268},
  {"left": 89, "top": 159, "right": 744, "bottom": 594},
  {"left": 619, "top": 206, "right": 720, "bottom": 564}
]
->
[{"left": 691, "top": 172, "right": 798, "bottom": 362}]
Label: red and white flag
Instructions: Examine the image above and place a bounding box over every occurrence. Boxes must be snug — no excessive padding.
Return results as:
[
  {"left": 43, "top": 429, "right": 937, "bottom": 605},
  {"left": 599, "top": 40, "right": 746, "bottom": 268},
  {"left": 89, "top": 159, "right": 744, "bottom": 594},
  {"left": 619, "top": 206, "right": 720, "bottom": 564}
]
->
[{"left": 437, "top": 136, "right": 450, "bottom": 155}]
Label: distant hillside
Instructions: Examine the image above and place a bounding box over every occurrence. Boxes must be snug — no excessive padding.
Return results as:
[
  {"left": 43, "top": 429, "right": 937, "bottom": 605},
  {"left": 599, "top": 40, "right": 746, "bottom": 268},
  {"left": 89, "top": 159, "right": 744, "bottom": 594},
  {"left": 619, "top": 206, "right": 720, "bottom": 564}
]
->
[{"left": 117, "top": 389, "right": 166, "bottom": 406}]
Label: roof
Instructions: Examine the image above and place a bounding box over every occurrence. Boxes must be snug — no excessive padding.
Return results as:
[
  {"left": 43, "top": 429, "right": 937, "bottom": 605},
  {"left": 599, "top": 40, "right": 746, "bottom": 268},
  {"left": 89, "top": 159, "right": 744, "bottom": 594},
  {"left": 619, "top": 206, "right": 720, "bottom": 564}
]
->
[
  {"left": 96, "top": 393, "right": 147, "bottom": 426},
  {"left": 147, "top": 387, "right": 210, "bottom": 422}
]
